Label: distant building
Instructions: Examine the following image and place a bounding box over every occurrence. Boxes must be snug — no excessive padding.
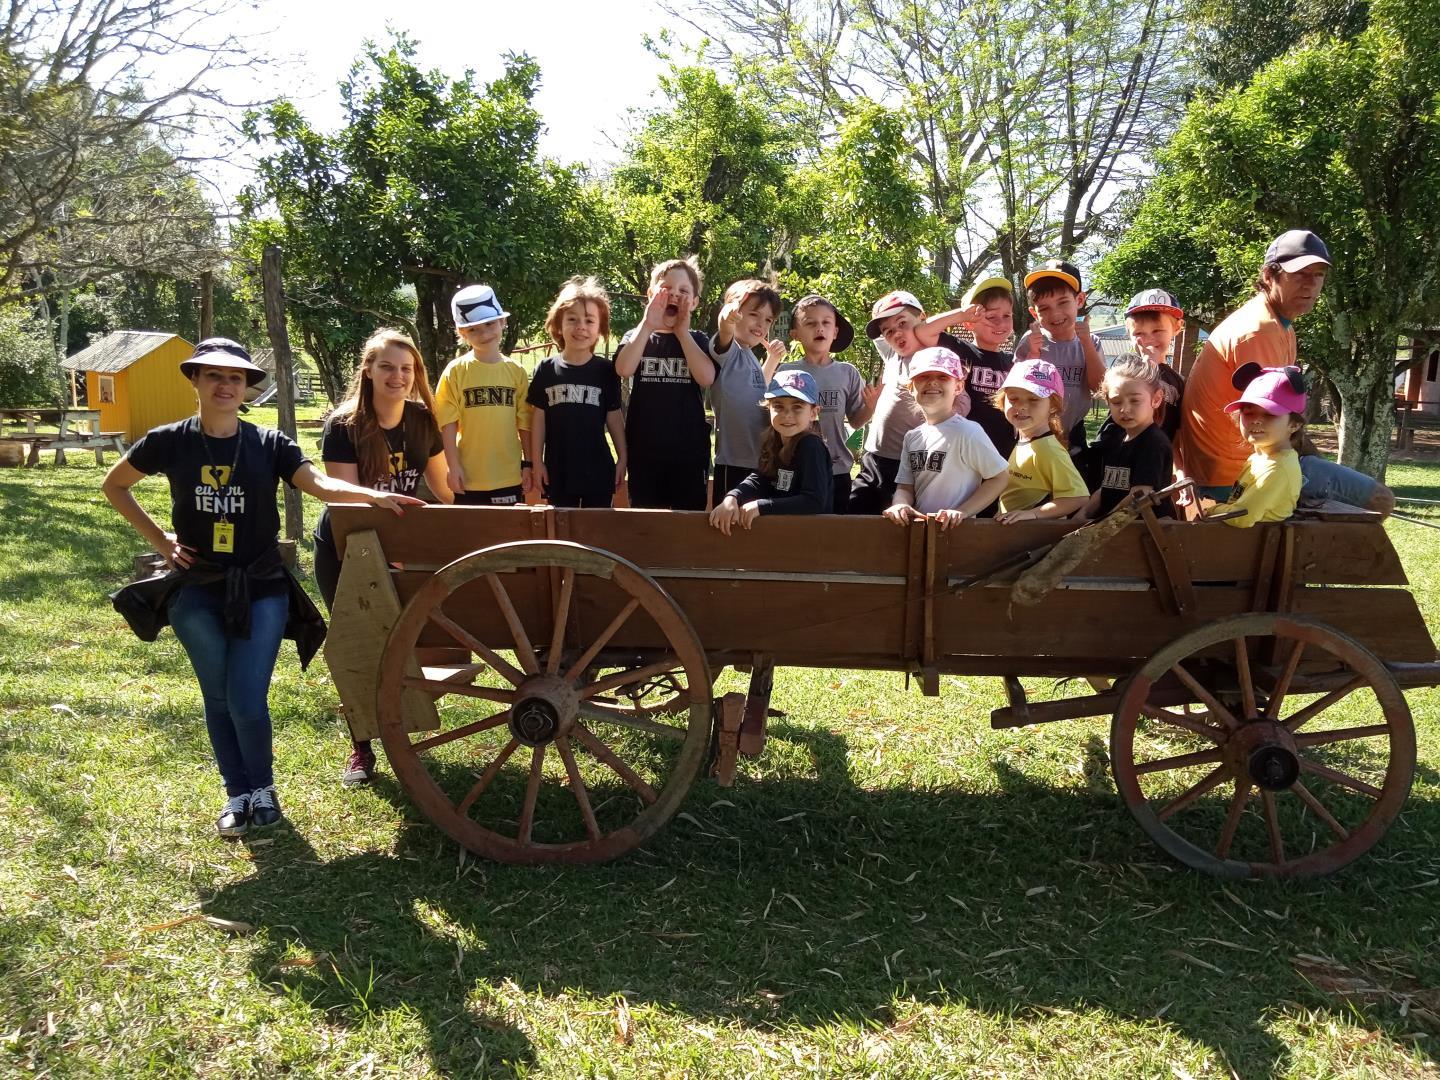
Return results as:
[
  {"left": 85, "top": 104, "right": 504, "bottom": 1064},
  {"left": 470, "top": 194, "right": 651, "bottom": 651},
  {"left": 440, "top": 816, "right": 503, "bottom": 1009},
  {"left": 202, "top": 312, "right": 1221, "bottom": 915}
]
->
[{"left": 60, "top": 331, "right": 195, "bottom": 440}]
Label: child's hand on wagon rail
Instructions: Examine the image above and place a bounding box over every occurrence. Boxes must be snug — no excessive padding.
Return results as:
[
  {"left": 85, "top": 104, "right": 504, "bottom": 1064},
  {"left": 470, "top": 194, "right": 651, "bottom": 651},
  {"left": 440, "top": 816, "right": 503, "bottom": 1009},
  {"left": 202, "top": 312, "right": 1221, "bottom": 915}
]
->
[
  {"left": 932, "top": 508, "right": 968, "bottom": 531},
  {"left": 884, "top": 503, "right": 924, "bottom": 526},
  {"left": 739, "top": 500, "right": 763, "bottom": 529},
  {"left": 995, "top": 508, "right": 1037, "bottom": 524},
  {"left": 709, "top": 495, "right": 742, "bottom": 535}
]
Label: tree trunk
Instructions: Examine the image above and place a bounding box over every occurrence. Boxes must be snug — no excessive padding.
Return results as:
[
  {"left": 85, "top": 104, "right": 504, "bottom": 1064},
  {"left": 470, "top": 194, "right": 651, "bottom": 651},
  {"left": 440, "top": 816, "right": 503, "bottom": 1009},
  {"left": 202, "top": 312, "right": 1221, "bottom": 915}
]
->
[
  {"left": 1331, "top": 334, "right": 1397, "bottom": 480},
  {"left": 412, "top": 275, "right": 455, "bottom": 385},
  {"left": 261, "top": 245, "right": 304, "bottom": 542}
]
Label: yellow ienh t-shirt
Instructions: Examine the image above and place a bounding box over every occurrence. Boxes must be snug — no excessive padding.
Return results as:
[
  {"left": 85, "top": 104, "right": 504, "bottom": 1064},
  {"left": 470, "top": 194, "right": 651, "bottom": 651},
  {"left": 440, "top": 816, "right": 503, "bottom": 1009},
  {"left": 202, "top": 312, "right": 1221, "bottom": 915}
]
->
[
  {"left": 999, "top": 433, "right": 1089, "bottom": 513},
  {"left": 1212, "top": 448, "right": 1301, "bottom": 528},
  {"left": 434, "top": 352, "right": 533, "bottom": 491}
]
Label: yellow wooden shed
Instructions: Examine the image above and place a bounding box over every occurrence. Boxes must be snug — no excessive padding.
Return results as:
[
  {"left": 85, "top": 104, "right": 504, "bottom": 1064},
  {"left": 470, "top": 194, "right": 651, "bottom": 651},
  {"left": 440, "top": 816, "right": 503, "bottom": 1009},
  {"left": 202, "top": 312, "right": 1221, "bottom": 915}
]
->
[{"left": 60, "top": 331, "right": 196, "bottom": 441}]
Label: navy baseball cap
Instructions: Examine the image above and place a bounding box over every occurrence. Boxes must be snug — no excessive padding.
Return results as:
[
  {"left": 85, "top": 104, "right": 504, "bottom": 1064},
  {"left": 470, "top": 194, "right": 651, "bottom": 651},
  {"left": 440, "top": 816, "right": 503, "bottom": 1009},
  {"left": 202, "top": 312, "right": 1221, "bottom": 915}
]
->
[{"left": 1264, "top": 230, "right": 1331, "bottom": 273}]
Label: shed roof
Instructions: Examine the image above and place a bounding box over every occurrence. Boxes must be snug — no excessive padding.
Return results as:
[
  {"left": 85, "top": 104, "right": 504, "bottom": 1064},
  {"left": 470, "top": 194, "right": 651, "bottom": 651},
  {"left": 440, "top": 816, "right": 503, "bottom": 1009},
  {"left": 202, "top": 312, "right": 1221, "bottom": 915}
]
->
[{"left": 61, "top": 330, "right": 189, "bottom": 374}]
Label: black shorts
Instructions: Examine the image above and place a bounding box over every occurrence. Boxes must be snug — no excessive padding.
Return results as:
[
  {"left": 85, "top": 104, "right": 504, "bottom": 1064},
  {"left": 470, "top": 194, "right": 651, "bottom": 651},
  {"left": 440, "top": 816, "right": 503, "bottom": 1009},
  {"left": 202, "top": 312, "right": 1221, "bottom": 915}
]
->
[
  {"left": 846, "top": 453, "right": 901, "bottom": 515},
  {"left": 628, "top": 454, "right": 708, "bottom": 511},
  {"left": 455, "top": 486, "right": 525, "bottom": 507},
  {"left": 711, "top": 463, "right": 755, "bottom": 507}
]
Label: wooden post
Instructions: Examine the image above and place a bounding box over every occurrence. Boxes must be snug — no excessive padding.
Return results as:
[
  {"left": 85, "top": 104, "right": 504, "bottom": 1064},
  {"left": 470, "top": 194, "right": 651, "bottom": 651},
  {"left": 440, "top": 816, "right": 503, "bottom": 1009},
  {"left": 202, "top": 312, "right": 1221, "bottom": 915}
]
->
[
  {"left": 261, "top": 245, "right": 304, "bottom": 542},
  {"left": 198, "top": 270, "right": 214, "bottom": 341}
]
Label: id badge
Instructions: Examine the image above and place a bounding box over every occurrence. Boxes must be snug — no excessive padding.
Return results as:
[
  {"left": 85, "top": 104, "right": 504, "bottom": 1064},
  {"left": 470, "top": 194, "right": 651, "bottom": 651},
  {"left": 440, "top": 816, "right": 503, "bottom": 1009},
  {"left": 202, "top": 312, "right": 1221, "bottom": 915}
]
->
[{"left": 213, "top": 520, "right": 235, "bottom": 553}]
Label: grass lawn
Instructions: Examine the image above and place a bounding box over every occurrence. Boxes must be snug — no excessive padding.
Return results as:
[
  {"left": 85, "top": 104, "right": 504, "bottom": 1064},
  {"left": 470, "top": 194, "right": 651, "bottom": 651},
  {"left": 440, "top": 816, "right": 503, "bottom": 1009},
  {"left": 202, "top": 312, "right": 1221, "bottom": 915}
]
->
[{"left": 2, "top": 405, "right": 1438, "bottom": 1077}]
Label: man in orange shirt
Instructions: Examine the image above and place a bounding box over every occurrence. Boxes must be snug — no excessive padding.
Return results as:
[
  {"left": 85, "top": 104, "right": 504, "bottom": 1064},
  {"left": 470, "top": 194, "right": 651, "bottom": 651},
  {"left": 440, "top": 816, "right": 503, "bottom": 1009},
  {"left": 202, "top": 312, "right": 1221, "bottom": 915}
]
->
[{"left": 1176, "top": 230, "right": 1330, "bottom": 499}]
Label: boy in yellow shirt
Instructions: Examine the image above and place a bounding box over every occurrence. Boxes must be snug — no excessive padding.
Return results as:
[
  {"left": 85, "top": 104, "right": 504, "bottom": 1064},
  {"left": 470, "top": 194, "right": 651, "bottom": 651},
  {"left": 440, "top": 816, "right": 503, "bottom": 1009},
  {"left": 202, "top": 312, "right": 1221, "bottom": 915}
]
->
[{"left": 435, "top": 284, "right": 533, "bottom": 504}]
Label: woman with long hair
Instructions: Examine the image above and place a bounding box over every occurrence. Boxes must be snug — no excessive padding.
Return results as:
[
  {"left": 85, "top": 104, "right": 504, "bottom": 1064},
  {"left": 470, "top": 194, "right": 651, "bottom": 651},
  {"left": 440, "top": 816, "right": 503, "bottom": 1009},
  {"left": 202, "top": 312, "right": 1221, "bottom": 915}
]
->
[{"left": 313, "top": 328, "right": 452, "bottom": 786}]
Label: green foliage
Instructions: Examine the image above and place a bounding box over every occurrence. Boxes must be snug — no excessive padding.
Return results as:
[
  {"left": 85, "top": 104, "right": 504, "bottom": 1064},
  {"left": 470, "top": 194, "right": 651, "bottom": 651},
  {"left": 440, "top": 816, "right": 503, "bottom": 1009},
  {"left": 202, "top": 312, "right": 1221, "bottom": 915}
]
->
[
  {"left": 241, "top": 36, "right": 604, "bottom": 383},
  {"left": 1184, "top": 0, "right": 1369, "bottom": 89},
  {"left": 0, "top": 305, "right": 61, "bottom": 406},
  {"left": 1096, "top": 0, "right": 1440, "bottom": 472},
  {"left": 603, "top": 66, "right": 797, "bottom": 312},
  {"left": 780, "top": 102, "right": 947, "bottom": 369}
]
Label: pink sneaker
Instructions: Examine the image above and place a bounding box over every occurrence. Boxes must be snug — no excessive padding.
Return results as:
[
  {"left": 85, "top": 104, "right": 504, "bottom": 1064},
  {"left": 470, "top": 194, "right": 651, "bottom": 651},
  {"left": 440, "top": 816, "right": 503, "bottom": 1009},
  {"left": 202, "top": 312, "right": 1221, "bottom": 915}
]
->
[{"left": 341, "top": 746, "right": 377, "bottom": 787}]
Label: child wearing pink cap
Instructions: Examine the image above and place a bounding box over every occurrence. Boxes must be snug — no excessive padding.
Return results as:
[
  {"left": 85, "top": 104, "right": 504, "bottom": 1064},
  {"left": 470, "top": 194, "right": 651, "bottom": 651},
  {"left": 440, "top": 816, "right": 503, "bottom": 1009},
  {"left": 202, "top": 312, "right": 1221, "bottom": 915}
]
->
[
  {"left": 992, "top": 359, "right": 1090, "bottom": 523},
  {"left": 1206, "top": 363, "right": 1304, "bottom": 527},
  {"left": 883, "top": 347, "right": 1008, "bottom": 530}
]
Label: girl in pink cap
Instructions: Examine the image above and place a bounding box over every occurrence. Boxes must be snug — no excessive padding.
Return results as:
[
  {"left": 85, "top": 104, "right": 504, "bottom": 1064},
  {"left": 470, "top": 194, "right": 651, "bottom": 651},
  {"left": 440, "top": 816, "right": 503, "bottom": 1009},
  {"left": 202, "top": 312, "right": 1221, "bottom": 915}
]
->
[
  {"left": 992, "top": 359, "right": 1090, "bottom": 523},
  {"left": 1206, "top": 363, "right": 1305, "bottom": 527}
]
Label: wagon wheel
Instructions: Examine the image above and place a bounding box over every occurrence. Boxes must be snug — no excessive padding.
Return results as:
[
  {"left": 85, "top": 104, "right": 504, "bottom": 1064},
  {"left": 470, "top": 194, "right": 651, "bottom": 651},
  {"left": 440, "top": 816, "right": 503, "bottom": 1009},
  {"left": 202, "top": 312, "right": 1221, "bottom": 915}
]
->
[
  {"left": 1112, "top": 613, "right": 1415, "bottom": 878},
  {"left": 377, "top": 540, "right": 713, "bottom": 864}
]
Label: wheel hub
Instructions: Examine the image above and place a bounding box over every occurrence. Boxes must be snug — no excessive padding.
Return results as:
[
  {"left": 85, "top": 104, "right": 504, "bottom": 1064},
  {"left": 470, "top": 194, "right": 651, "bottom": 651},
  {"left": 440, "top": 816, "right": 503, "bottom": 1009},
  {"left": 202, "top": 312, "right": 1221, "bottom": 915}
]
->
[
  {"left": 1224, "top": 719, "right": 1300, "bottom": 792},
  {"left": 510, "top": 675, "right": 579, "bottom": 747}
]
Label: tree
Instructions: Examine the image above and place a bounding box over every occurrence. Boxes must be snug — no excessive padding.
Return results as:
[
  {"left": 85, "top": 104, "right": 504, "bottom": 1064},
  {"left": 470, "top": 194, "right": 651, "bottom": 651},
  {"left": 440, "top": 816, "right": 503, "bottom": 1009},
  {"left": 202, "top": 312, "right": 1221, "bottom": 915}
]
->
[
  {"left": 1095, "top": 0, "right": 1440, "bottom": 476},
  {"left": 0, "top": 0, "right": 253, "bottom": 303},
  {"left": 780, "top": 102, "right": 945, "bottom": 374},
  {"left": 665, "top": 0, "right": 1185, "bottom": 289},
  {"left": 602, "top": 66, "right": 795, "bottom": 317},
  {"left": 241, "top": 37, "right": 606, "bottom": 384}
]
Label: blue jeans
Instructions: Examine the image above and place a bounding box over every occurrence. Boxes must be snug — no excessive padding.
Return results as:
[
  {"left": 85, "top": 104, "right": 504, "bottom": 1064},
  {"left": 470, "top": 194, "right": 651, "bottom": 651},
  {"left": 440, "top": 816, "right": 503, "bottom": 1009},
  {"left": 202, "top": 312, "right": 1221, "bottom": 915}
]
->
[
  {"left": 1299, "top": 456, "right": 1382, "bottom": 507},
  {"left": 169, "top": 584, "right": 289, "bottom": 796}
]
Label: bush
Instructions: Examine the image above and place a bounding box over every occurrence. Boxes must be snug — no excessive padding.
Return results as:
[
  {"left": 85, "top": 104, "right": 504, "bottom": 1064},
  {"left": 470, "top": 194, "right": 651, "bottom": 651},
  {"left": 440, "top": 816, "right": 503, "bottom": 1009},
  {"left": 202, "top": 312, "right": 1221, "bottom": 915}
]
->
[{"left": 0, "top": 307, "right": 61, "bottom": 407}]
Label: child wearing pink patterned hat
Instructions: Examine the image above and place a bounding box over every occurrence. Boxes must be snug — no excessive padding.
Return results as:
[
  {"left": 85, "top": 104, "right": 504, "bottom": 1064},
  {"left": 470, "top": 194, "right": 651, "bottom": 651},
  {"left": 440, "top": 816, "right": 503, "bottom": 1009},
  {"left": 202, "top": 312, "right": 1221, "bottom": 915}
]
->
[
  {"left": 883, "top": 347, "right": 1008, "bottom": 530},
  {"left": 1205, "top": 363, "right": 1305, "bottom": 527},
  {"left": 992, "top": 359, "right": 1090, "bottom": 523}
]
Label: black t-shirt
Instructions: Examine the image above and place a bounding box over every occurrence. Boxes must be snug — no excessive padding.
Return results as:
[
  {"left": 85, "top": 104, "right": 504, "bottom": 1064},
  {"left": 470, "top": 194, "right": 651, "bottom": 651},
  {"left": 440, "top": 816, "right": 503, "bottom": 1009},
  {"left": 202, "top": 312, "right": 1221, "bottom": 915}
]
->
[
  {"left": 957, "top": 339, "right": 1016, "bottom": 458},
  {"left": 1094, "top": 364, "right": 1186, "bottom": 451},
  {"left": 730, "top": 433, "right": 834, "bottom": 515},
  {"left": 620, "top": 329, "right": 714, "bottom": 460},
  {"left": 1096, "top": 423, "right": 1174, "bottom": 517},
  {"left": 315, "top": 401, "right": 443, "bottom": 543},
  {"left": 527, "top": 355, "right": 622, "bottom": 493},
  {"left": 125, "top": 417, "right": 309, "bottom": 565}
]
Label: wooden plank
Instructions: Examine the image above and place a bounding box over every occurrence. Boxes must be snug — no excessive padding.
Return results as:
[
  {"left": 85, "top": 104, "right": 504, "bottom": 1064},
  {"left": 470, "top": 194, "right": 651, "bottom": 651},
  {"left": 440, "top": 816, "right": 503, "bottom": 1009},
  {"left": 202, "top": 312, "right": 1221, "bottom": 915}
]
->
[{"left": 322, "top": 529, "right": 440, "bottom": 742}]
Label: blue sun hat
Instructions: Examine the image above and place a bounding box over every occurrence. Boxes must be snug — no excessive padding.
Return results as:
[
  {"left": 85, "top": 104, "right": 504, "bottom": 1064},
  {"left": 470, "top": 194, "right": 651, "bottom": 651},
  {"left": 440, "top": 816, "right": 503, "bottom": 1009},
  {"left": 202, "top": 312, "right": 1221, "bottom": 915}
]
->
[{"left": 761, "top": 369, "right": 820, "bottom": 405}]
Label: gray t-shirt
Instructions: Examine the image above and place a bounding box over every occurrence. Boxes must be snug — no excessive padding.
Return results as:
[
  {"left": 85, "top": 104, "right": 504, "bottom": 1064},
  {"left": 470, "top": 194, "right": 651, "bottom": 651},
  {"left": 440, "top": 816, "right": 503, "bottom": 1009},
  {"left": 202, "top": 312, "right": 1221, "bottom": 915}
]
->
[
  {"left": 779, "top": 358, "right": 865, "bottom": 474},
  {"left": 709, "top": 336, "right": 770, "bottom": 469},
  {"left": 864, "top": 351, "right": 924, "bottom": 459},
  {"left": 1013, "top": 329, "right": 1102, "bottom": 437}
]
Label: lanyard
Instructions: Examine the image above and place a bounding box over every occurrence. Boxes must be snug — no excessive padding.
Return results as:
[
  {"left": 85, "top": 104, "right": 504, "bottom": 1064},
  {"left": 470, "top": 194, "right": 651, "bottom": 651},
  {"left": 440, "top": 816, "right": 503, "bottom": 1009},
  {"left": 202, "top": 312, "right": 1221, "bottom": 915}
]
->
[{"left": 198, "top": 419, "right": 244, "bottom": 522}]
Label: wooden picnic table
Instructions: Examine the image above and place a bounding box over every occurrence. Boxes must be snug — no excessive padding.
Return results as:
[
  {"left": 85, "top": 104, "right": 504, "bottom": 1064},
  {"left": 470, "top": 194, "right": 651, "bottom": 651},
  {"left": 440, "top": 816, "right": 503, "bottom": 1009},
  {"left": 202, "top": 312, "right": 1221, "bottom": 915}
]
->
[{"left": 0, "top": 408, "right": 121, "bottom": 467}]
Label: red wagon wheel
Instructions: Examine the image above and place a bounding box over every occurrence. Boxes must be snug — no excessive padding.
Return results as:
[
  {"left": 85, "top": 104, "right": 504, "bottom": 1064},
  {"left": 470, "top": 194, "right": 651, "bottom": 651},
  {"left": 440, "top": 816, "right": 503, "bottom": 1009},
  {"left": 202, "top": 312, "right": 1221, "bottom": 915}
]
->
[
  {"left": 377, "top": 540, "right": 713, "bottom": 864},
  {"left": 1112, "top": 613, "right": 1415, "bottom": 878}
]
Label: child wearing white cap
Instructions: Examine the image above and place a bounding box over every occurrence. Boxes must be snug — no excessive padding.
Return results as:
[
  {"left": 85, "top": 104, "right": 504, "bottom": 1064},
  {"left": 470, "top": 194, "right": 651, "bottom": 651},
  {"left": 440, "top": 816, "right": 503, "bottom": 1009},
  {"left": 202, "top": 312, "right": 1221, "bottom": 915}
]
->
[
  {"left": 434, "top": 284, "right": 533, "bottom": 505},
  {"left": 883, "top": 347, "right": 1009, "bottom": 530}
]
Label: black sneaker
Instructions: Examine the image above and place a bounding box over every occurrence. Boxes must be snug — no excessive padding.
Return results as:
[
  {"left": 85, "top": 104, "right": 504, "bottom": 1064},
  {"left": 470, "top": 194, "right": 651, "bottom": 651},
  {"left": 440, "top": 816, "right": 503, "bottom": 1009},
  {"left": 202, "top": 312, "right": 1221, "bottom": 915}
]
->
[
  {"left": 217, "top": 793, "right": 249, "bottom": 838},
  {"left": 248, "top": 785, "right": 283, "bottom": 829}
]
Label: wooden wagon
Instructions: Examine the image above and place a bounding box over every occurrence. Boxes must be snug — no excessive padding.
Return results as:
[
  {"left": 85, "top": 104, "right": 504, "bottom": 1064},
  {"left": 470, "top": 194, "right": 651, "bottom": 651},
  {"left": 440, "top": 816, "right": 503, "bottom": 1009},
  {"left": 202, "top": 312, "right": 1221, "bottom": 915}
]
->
[{"left": 325, "top": 501, "right": 1439, "bottom": 878}]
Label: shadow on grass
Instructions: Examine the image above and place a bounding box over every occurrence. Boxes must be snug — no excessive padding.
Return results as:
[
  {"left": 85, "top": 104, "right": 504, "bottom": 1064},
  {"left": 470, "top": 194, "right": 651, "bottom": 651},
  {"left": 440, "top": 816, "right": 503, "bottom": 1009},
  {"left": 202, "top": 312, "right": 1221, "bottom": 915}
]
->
[{"left": 205, "top": 722, "right": 1440, "bottom": 1077}]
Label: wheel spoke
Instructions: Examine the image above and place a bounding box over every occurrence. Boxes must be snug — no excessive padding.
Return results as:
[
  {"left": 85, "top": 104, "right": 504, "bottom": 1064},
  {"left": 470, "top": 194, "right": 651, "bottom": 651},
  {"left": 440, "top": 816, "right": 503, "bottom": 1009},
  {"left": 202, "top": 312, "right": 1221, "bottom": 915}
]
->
[
  {"left": 457, "top": 738, "right": 520, "bottom": 815},
  {"left": 1152, "top": 709, "right": 1227, "bottom": 745},
  {"left": 1156, "top": 764, "right": 1230, "bottom": 821},
  {"left": 572, "top": 723, "right": 658, "bottom": 804},
  {"left": 1168, "top": 661, "right": 1240, "bottom": 729},
  {"left": 1234, "top": 636, "right": 1256, "bottom": 719},
  {"left": 1263, "top": 638, "right": 1305, "bottom": 719},
  {"left": 580, "top": 657, "right": 687, "bottom": 701},
  {"left": 1299, "top": 757, "right": 1382, "bottom": 799},
  {"left": 486, "top": 573, "right": 539, "bottom": 675},
  {"left": 1283, "top": 676, "right": 1364, "bottom": 733},
  {"left": 1261, "top": 790, "right": 1285, "bottom": 864},
  {"left": 401, "top": 676, "right": 515, "bottom": 705},
  {"left": 562, "top": 599, "right": 641, "bottom": 683},
  {"left": 555, "top": 736, "right": 602, "bottom": 841},
  {"left": 546, "top": 569, "right": 575, "bottom": 675},
  {"left": 429, "top": 611, "right": 526, "bottom": 687},
  {"left": 517, "top": 744, "right": 545, "bottom": 845},
  {"left": 578, "top": 700, "right": 688, "bottom": 740},
  {"left": 1291, "top": 779, "right": 1350, "bottom": 840},
  {"left": 1293, "top": 723, "right": 1390, "bottom": 748},
  {"left": 1214, "top": 780, "right": 1252, "bottom": 859},
  {"left": 410, "top": 709, "right": 511, "bottom": 753},
  {"left": 1134, "top": 746, "right": 1226, "bottom": 776}
]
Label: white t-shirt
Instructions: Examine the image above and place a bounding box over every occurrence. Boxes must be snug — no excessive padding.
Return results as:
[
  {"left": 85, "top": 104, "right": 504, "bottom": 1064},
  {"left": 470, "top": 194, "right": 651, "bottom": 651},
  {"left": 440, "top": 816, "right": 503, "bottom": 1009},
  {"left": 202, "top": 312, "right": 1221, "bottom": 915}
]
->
[{"left": 895, "top": 414, "right": 1010, "bottom": 514}]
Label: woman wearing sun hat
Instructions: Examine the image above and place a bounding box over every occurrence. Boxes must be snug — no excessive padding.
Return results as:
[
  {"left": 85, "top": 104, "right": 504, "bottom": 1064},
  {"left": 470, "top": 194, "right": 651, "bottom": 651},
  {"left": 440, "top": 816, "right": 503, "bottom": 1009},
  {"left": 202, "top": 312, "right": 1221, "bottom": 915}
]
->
[{"left": 103, "top": 338, "right": 424, "bottom": 839}]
